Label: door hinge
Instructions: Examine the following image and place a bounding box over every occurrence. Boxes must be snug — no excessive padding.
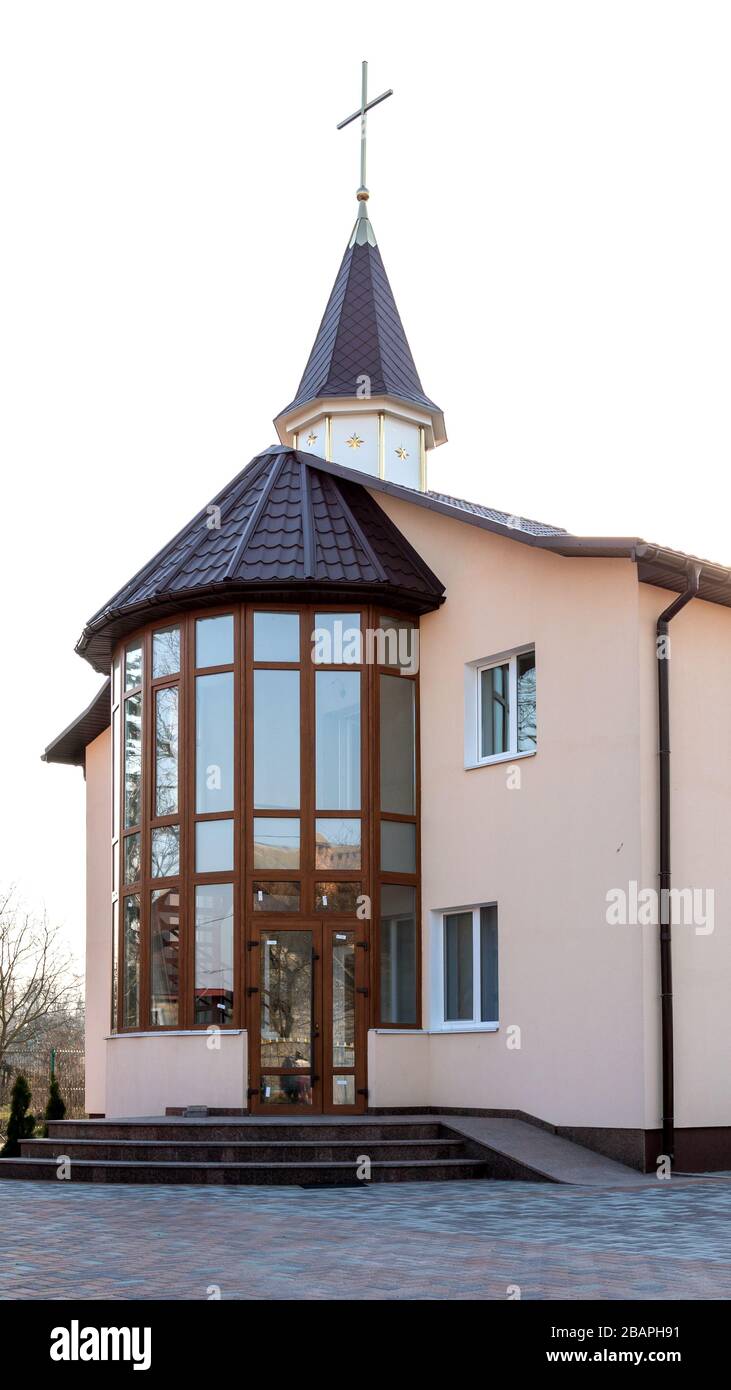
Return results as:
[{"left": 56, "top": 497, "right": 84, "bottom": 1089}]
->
[
  {"left": 357, "top": 1088, "right": 369, "bottom": 1098},
  {"left": 312, "top": 952, "right": 320, "bottom": 961},
  {"left": 247, "top": 1088, "right": 259, "bottom": 1098},
  {"left": 356, "top": 986, "right": 369, "bottom": 996},
  {"left": 246, "top": 986, "right": 259, "bottom": 996},
  {"left": 247, "top": 939, "right": 260, "bottom": 950},
  {"left": 312, "top": 1075, "right": 321, "bottom": 1083},
  {"left": 356, "top": 940, "right": 369, "bottom": 950}
]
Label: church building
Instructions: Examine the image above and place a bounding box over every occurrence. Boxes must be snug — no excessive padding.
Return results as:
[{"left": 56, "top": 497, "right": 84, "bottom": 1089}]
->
[{"left": 43, "top": 68, "right": 731, "bottom": 1174}]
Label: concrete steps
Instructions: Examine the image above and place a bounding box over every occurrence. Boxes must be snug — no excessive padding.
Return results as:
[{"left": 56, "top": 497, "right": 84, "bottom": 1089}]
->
[{"left": 0, "top": 1119, "right": 492, "bottom": 1186}]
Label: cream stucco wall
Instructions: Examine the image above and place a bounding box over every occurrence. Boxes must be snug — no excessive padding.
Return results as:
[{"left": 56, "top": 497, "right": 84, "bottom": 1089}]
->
[
  {"left": 370, "top": 494, "right": 651, "bottom": 1129},
  {"left": 105, "top": 1032, "right": 247, "bottom": 1117},
  {"left": 85, "top": 728, "right": 111, "bottom": 1115},
  {"left": 638, "top": 584, "right": 731, "bottom": 1130}
]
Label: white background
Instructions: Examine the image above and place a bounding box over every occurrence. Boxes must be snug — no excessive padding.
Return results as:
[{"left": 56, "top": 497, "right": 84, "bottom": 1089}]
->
[{"left": 1, "top": 1, "right": 729, "bottom": 962}]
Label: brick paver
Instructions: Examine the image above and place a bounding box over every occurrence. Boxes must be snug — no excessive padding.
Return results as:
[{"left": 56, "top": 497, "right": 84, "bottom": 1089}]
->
[{"left": 1, "top": 1178, "right": 730, "bottom": 1300}]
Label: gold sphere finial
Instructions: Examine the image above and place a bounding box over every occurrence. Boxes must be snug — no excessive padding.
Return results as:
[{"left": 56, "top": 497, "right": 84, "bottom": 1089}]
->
[{"left": 356, "top": 188, "right": 369, "bottom": 201}]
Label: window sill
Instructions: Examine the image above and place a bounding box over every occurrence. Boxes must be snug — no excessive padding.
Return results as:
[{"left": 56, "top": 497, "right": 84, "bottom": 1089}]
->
[
  {"left": 430, "top": 1024, "right": 499, "bottom": 1034},
  {"left": 465, "top": 749, "right": 536, "bottom": 771},
  {"left": 106, "top": 1029, "right": 246, "bottom": 1040}
]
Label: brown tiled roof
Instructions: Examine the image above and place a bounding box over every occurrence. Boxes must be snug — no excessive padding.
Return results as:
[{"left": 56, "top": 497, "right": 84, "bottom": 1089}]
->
[{"left": 75, "top": 448, "right": 446, "bottom": 673}]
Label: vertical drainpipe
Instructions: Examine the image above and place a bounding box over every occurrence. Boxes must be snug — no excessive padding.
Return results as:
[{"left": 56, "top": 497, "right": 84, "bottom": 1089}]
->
[{"left": 656, "top": 564, "right": 701, "bottom": 1162}]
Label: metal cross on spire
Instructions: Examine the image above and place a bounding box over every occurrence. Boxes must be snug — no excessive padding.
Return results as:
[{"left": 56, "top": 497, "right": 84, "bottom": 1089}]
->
[{"left": 337, "top": 60, "right": 393, "bottom": 203}]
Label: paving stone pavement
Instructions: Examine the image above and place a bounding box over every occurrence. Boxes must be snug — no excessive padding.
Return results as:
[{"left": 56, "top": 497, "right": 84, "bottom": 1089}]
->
[{"left": 1, "top": 1178, "right": 730, "bottom": 1300}]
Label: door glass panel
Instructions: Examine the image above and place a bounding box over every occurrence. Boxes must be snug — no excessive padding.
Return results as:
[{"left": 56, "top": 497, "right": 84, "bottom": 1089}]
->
[
  {"left": 196, "top": 672, "right": 234, "bottom": 813},
  {"left": 333, "top": 1076, "right": 356, "bottom": 1106},
  {"left": 152, "top": 626, "right": 180, "bottom": 678},
  {"left": 315, "top": 818, "right": 361, "bottom": 870},
  {"left": 124, "top": 692, "right": 142, "bottom": 828},
  {"left": 332, "top": 932, "right": 355, "bottom": 1068},
  {"left": 253, "top": 881, "right": 300, "bottom": 912},
  {"left": 253, "top": 817, "right": 300, "bottom": 869},
  {"left": 253, "top": 612, "right": 299, "bottom": 663},
  {"left": 260, "top": 1074, "right": 313, "bottom": 1106},
  {"left": 194, "top": 884, "right": 234, "bottom": 1025},
  {"left": 155, "top": 686, "right": 179, "bottom": 815},
  {"left": 380, "top": 820, "right": 416, "bottom": 873},
  {"left": 379, "top": 676, "right": 415, "bottom": 814},
  {"left": 196, "top": 614, "right": 233, "bottom": 668},
  {"left": 315, "top": 882, "right": 360, "bottom": 913},
  {"left": 260, "top": 931, "right": 313, "bottom": 1073},
  {"left": 151, "top": 889, "right": 180, "bottom": 1027},
  {"left": 316, "top": 671, "right": 360, "bottom": 810},
  {"left": 196, "top": 818, "right": 234, "bottom": 873},
  {"left": 254, "top": 670, "right": 300, "bottom": 809}
]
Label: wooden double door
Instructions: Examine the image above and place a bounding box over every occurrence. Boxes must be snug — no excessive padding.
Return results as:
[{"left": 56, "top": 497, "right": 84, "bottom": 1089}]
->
[{"left": 248, "top": 920, "right": 368, "bottom": 1114}]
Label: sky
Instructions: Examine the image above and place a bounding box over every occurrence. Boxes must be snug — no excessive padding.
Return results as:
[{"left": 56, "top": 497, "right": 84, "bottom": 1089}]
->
[{"left": 1, "top": 1, "right": 730, "bottom": 966}]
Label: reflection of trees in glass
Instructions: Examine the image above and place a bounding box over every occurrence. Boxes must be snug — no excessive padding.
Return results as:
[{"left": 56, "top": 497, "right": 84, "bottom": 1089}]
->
[
  {"left": 261, "top": 936, "right": 312, "bottom": 1066},
  {"left": 152, "top": 627, "right": 180, "bottom": 679},
  {"left": 332, "top": 937, "right": 355, "bottom": 1065},
  {"left": 124, "top": 833, "right": 141, "bottom": 885},
  {"left": 155, "top": 687, "right": 178, "bottom": 815},
  {"left": 315, "top": 818, "right": 361, "bottom": 870},
  {"left": 517, "top": 655, "right": 537, "bottom": 752},
  {"left": 124, "top": 694, "right": 142, "bottom": 827},
  {"left": 151, "top": 826, "right": 179, "bottom": 879},
  {"left": 123, "top": 896, "right": 140, "bottom": 1028}
]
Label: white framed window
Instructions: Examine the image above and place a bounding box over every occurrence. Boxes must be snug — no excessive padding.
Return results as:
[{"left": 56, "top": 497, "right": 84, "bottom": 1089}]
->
[
  {"left": 430, "top": 904, "right": 499, "bottom": 1031},
  {"left": 464, "top": 646, "right": 536, "bottom": 767}
]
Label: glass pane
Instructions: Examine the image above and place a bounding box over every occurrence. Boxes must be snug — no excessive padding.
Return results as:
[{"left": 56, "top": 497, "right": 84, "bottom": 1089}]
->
[
  {"left": 196, "top": 614, "right": 233, "bottom": 668},
  {"left": 151, "top": 889, "right": 180, "bottom": 1027},
  {"left": 151, "top": 824, "right": 179, "bottom": 878},
  {"left": 124, "top": 692, "right": 142, "bottom": 828},
  {"left": 260, "top": 930, "right": 313, "bottom": 1070},
  {"left": 315, "top": 818, "right": 361, "bottom": 870},
  {"left": 155, "top": 685, "right": 179, "bottom": 815},
  {"left": 480, "top": 905, "right": 499, "bottom": 1022},
  {"left": 517, "top": 651, "right": 537, "bottom": 752},
  {"left": 379, "top": 676, "right": 415, "bottom": 815},
  {"left": 194, "top": 884, "right": 234, "bottom": 1025},
  {"left": 376, "top": 615, "right": 416, "bottom": 670},
  {"left": 152, "top": 626, "right": 180, "bottom": 678},
  {"left": 253, "top": 817, "right": 300, "bottom": 869},
  {"left": 312, "top": 613, "right": 361, "bottom": 665},
  {"left": 480, "top": 664, "right": 509, "bottom": 758},
  {"left": 380, "top": 820, "right": 416, "bottom": 873},
  {"left": 196, "top": 672, "right": 234, "bottom": 813},
  {"left": 333, "top": 1075, "right": 356, "bottom": 1106},
  {"left": 332, "top": 932, "right": 355, "bottom": 1067},
  {"left": 111, "top": 900, "right": 119, "bottom": 1032},
  {"left": 444, "top": 911, "right": 473, "bottom": 1021},
  {"left": 123, "top": 895, "right": 141, "bottom": 1029},
  {"left": 112, "top": 706, "right": 120, "bottom": 839},
  {"left": 253, "top": 612, "right": 300, "bottom": 663},
  {"left": 123, "top": 833, "right": 140, "bottom": 886},
  {"left": 196, "top": 818, "right": 234, "bottom": 873},
  {"left": 316, "top": 671, "right": 360, "bottom": 810},
  {"left": 253, "top": 881, "right": 301, "bottom": 912},
  {"left": 380, "top": 885, "right": 417, "bottom": 1025},
  {"left": 112, "top": 655, "right": 121, "bottom": 706},
  {"left": 125, "top": 642, "right": 142, "bottom": 690},
  {"left": 260, "top": 1074, "right": 313, "bottom": 1106},
  {"left": 315, "top": 882, "right": 360, "bottom": 913},
  {"left": 254, "top": 670, "right": 300, "bottom": 809}
]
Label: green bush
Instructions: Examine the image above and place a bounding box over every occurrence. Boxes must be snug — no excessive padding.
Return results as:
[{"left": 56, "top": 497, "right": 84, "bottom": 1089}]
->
[
  {"left": 0, "top": 1074, "right": 35, "bottom": 1157},
  {"left": 42, "top": 1077, "right": 66, "bottom": 1136}
]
